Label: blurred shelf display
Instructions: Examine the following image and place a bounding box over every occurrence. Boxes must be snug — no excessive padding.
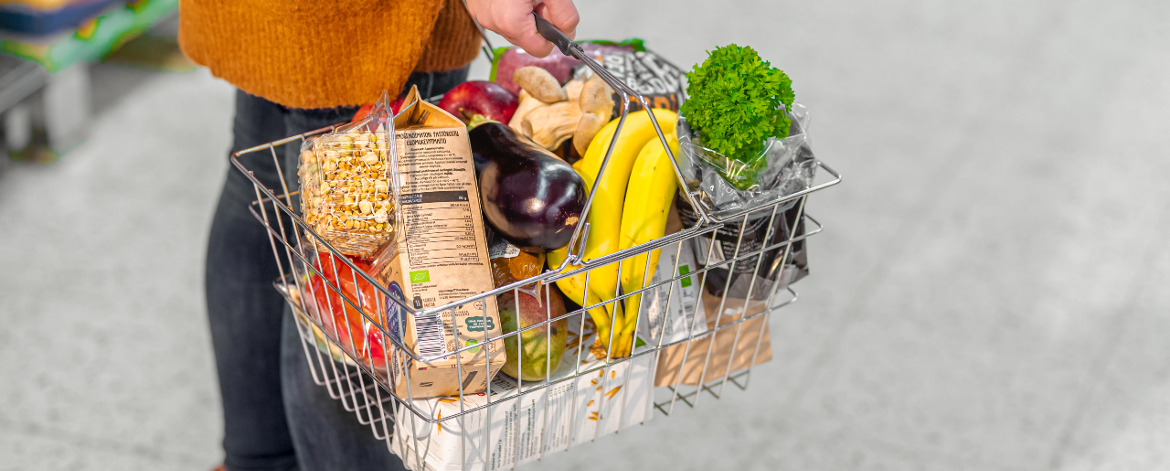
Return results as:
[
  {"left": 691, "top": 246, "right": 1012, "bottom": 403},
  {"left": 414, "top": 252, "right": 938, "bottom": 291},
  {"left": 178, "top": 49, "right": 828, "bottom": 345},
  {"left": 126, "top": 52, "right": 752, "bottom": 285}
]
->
[
  {"left": 0, "top": 0, "right": 177, "bottom": 158},
  {"left": 0, "top": 0, "right": 126, "bottom": 39},
  {"left": 0, "top": 0, "right": 178, "bottom": 72}
]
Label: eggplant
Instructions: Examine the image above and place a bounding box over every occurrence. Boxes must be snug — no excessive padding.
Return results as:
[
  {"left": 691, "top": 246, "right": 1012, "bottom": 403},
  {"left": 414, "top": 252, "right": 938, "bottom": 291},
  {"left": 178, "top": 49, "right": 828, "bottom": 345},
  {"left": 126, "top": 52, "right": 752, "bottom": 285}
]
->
[{"left": 470, "top": 121, "right": 586, "bottom": 252}]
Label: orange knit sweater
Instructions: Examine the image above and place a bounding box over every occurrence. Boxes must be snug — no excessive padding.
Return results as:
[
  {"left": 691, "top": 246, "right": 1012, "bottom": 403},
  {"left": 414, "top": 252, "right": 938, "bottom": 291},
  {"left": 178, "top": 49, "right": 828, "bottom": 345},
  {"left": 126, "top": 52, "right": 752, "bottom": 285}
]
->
[{"left": 178, "top": 0, "right": 481, "bottom": 109}]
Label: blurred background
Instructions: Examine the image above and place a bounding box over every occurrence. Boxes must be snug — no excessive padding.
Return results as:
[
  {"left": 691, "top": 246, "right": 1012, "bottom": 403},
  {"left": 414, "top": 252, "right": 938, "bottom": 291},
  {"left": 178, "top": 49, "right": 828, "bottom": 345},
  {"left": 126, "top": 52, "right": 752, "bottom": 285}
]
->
[{"left": 1, "top": 0, "right": 1167, "bottom": 469}]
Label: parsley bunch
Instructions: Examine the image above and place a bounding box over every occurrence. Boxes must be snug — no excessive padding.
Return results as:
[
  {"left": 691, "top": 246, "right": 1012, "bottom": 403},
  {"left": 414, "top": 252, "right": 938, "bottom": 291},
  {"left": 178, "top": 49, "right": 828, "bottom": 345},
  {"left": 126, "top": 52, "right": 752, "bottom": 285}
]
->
[{"left": 680, "top": 44, "right": 794, "bottom": 188}]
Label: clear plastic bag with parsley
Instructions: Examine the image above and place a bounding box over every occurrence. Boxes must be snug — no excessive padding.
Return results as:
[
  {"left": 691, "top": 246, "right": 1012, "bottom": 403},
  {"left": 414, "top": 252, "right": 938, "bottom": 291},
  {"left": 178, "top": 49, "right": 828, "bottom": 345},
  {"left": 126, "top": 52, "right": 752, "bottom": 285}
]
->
[{"left": 674, "top": 45, "right": 817, "bottom": 219}]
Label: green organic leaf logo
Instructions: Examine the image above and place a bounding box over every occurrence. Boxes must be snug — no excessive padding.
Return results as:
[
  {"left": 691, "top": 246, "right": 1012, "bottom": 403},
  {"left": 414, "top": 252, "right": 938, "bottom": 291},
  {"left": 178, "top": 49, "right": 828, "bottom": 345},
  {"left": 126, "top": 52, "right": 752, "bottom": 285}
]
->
[{"left": 409, "top": 270, "right": 430, "bottom": 283}]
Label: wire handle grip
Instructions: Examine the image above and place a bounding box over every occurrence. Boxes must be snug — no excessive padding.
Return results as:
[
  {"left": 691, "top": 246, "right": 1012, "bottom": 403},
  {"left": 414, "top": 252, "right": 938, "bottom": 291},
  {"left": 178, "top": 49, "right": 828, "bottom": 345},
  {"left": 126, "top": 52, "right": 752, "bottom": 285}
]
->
[{"left": 533, "top": 12, "right": 579, "bottom": 57}]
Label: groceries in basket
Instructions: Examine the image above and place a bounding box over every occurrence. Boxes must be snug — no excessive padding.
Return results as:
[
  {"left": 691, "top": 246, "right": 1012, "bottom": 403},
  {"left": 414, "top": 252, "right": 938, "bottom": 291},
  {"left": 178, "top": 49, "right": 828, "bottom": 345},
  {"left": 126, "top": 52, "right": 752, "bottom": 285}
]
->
[
  {"left": 506, "top": 68, "right": 615, "bottom": 157},
  {"left": 368, "top": 85, "right": 505, "bottom": 398},
  {"left": 664, "top": 45, "right": 815, "bottom": 384},
  {"left": 498, "top": 284, "right": 568, "bottom": 382},
  {"left": 490, "top": 39, "right": 642, "bottom": 96},
  {"left": 545, "top": 108, "right": 679, "bottom": 359},
  {"left": 616, "top": 207, "right": 780, "bottom": 387},
  {"left": 655, "top": 200, "right": 808, "bottom": 387},
  {"left": 632, "top": 207, "right": 708, "bottom": 345},
  {"left": 661, "top": 197, "right": 808, "bottom": 386},
  {"left": 390, "top": 312, "right": 656, "bottom": 471},
  {"left": 470, "top": 117, "right": 587, "bottom": 252},
  {"left": 486, "top": 231, "right": 568, "bottom": 381},
  {"left": 653, "top": 213, "right": 784, "bottom": 387},
  {"left": 483, "top": 40, "right": 691, "bottom": 362},
  {"left": 492, "top": 40, "right": 685, "bottom": 118},
  {"left": 675, "top": 44, "right": 818, "bottom": 218},
  {"left": 295, "top": 86, "right": 507, "bottom": 399},
  {"left": 299, "top": 91, "right": 398, "bottom": 258},
  {"left": 301, "top": 249, "right": 382, "bottom": 362},
  {"left": 654, "top": 299, "right": 774, "bottom": 387},
  {"left": 487, "top": 232, "right": 545, "bottom": 287},
  {"left": 437, "top": 80, "right": 520, "bottom": 124},
  {"left": 247, "top": 29, "right": 846, "bottom": 471}
]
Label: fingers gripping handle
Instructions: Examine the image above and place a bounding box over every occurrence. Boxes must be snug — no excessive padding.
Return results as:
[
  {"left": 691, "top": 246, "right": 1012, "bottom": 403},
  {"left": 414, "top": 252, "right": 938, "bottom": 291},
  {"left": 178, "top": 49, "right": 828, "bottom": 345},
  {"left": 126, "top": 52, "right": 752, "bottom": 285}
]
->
[{"left": 533, "top": 12, "right": 580, "bottom": 57}]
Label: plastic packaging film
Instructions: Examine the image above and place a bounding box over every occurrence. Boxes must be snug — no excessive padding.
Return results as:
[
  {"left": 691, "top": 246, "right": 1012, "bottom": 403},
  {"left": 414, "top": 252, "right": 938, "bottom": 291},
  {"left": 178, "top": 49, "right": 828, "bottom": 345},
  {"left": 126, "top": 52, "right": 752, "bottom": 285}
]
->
[
  {"left": 675, "top": 103, "right": 817, "bottom": 220},
  {"left": 298, "top": 92, "right": 400, "bottom": 258}
]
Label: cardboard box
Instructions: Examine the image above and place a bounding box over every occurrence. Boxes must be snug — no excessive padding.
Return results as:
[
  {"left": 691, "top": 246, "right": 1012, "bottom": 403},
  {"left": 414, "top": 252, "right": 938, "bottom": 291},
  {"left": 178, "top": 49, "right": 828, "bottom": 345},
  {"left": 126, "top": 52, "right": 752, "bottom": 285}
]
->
[
  {"left": 653, "top": 291, "right": 773, "bottom": 387},
  {"left": 374, "top": 86, "right": 505, "bottom": 399},
  {"left": 651, "top": 235, "right": 774, "bottom": 387},
  {"left": 390, "top": 313, "right": 656, "bottom": 471}
]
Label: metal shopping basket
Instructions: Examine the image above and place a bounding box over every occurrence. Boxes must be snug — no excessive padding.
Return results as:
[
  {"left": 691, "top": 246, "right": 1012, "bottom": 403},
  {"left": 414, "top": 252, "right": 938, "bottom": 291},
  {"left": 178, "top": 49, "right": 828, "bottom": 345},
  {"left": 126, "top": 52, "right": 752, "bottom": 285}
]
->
[{"left": 230, "top": 15, "right": 841, "bottom": 471}]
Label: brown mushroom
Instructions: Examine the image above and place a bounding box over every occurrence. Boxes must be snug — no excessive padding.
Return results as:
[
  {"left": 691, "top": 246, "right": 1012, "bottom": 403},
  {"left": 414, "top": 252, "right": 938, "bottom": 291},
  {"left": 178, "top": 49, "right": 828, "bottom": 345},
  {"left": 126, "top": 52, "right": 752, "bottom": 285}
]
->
[
  {"left": 521, "top": 101, "right": 582, "bottom": 150},
  {"left": 573, "top": 74, "right": 615, "bottom": 155},
  {"left": 573, "top": 112, "right": 607, "bottom": 156},
  {"left": 579, "top": 74, "right": 614, "bottom": 118},
  {"left": 513, "top": 66, "right": 568, "bottom": 104},
  {"left": 509, "top": 90, "right": 545, "bottom": 133}
]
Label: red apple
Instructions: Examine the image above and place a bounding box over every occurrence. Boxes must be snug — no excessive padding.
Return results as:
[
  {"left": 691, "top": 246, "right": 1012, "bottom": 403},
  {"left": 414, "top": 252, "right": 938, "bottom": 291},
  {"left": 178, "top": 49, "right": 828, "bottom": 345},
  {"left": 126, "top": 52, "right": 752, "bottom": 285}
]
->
[
  {"left": 351, "top": 103, "right": 374, "bottom": 123},
  {"left": 438, "top": 80, "right": 519, "bottom": 124}
]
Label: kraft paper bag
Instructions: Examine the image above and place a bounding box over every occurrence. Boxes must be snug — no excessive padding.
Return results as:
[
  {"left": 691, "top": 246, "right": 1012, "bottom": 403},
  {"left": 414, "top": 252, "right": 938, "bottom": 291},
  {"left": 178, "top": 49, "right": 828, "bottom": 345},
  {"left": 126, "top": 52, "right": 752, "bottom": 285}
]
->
[{"left": 653, "top": 289, "right": 772, "bottom": 387}]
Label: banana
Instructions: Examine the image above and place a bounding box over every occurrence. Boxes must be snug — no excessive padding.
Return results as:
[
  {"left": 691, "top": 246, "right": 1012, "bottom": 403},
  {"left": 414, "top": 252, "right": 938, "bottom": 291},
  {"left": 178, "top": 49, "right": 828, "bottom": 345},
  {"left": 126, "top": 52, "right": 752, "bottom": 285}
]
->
[
  {"left": 575, "top": 109, "right": 679, "bottom": 302},
  {"left": 555, "top": 108, "right": 678, "bottom": 357},
  {"left": 546, "top": 246, "right": 624, "bottom": 348},
  {"left": 618, "top": 134, "right": 681, "bottom": 333},
  {"left": 571, "top": 159, "right": 591, "bottom": 193}
]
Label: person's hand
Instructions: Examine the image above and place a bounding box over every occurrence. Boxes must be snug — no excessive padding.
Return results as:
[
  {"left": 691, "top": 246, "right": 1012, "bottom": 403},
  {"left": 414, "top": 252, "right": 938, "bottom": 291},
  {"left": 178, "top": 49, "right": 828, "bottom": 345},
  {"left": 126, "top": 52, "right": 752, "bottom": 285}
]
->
[{"left": 466, "top": 0, "right": 579, "bottom": 58}]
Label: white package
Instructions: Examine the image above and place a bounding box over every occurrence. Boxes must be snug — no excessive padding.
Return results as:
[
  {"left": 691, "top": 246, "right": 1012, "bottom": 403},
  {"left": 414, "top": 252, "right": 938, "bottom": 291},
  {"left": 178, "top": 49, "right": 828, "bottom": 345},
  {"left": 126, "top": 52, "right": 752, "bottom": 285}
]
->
[
  {"left": 636, "top": 242, "right": 708, "bottom": 345},
  {"left": 391, "top": 314, "right": 657, "bottom": 471}
]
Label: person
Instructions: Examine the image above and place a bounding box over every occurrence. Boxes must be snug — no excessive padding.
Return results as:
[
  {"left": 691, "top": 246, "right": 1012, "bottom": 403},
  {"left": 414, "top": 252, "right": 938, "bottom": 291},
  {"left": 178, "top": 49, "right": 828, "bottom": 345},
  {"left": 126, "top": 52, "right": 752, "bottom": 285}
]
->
[{"left": 178, "top": 0, "right": 579, "bottom": 469}]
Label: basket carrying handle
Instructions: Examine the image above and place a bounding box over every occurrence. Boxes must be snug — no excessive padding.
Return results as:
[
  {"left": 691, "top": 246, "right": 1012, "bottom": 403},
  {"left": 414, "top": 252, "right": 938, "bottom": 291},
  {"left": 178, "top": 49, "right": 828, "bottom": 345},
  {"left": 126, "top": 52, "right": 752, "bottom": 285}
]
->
[
  {"left": 532, "top": 12, "right": 579, "bottom": 56},
  {"left": 529, "top": 12, "right": 714, "bottom": 267}
]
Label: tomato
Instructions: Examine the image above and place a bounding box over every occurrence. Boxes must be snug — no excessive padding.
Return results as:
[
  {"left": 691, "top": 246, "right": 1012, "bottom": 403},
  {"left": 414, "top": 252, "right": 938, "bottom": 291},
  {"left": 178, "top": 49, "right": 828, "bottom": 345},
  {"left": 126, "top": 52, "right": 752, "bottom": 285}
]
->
[
  {"left": 307, "top": 252, "right": 380, "bottom": 358},
  {"left": 366, "top": 324, "right": 390, "bottom": 371}
]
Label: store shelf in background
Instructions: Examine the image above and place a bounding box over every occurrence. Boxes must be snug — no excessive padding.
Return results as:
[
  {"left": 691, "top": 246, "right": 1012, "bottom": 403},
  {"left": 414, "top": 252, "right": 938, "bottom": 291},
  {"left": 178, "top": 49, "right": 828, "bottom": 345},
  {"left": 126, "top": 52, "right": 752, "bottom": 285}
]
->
[
  {"left": 0, "top": 0, "right": 180, "bottom": 161},
  {"left": 0, "top": 0, "right": 126, "bottom": 39},
  {"left": 102, "top": 32, "right": 192, "bottom": 73},
  {"left": 0, "top": 0, "right": 177, "bottom": 72},
  {"left": 0, "top": 53, "right": 43, "bottom": 168}
]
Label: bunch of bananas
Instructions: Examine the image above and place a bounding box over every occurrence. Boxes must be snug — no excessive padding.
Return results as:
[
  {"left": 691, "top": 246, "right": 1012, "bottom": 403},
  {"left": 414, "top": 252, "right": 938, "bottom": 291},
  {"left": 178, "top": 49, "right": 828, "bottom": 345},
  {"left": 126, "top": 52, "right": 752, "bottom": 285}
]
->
[{"left": 547, "top": 109, "right": 681, "bottom": 358}]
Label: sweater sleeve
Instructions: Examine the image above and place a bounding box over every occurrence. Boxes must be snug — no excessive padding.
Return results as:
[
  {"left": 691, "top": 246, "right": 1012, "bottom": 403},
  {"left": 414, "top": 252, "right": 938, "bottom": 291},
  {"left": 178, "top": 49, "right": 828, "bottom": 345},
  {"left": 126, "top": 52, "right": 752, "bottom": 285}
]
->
[{"left": 179, "top": 0, "right": 479, "bottom": 109}]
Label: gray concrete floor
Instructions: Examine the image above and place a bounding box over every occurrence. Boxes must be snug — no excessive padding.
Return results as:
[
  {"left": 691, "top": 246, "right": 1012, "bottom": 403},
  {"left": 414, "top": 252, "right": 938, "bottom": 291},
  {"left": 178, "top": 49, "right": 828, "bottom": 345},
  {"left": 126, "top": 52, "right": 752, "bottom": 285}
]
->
[{"left": 1, "top": 0, "right": 1167, "bottom": 470}]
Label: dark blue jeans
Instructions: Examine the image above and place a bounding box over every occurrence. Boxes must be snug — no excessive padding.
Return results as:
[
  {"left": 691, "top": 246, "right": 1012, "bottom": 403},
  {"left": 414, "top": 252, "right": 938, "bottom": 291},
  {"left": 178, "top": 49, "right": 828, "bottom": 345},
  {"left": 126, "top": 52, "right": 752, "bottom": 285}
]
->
[{"left": 205, "top": 69, "right": 468, "bottom": 471}]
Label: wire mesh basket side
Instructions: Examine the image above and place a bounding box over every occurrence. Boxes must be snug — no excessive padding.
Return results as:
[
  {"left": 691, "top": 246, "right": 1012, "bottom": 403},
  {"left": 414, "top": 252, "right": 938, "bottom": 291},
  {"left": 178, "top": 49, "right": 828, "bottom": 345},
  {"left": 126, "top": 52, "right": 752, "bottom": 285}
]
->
[
  {"left": 254, "top": 200, "right": 820, "bottom": 412},
  {"left": 229, "top": 15, "right": 841, "bottom": 467}
]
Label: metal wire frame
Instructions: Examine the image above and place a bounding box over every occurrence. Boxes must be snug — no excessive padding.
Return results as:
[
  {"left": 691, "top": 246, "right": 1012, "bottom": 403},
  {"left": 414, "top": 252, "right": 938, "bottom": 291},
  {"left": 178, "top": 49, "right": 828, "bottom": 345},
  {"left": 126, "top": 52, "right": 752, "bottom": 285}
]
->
[
  {"left": 230, "top": 15, "right": 841, "bottom": 470},
  {"left": 240, "top": 140, "right": 831, "bottom": 471},
  {"left": 248, "top": 174, "right": 825, "bottom": 402}
]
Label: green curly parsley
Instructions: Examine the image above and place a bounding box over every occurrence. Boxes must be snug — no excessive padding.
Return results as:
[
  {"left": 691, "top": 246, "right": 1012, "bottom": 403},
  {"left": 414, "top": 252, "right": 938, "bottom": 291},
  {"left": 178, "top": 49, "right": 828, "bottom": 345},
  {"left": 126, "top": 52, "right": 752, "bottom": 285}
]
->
[{"left": 680, "top": 44, "right": 794, "bottom": 188}]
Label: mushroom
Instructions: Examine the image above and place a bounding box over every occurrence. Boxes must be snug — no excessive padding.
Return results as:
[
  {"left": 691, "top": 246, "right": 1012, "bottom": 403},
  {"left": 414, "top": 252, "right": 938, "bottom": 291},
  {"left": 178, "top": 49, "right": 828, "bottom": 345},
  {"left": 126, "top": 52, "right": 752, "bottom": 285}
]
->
[
  {"left": 509, "top": 90, "right": 544, "bottom": 132},
  {"left": 513, "top": 66, "right": 568, "bottom": 103},
  {"left": 521, "top": 101, "right": 582, "bottom": 150},
  {"left": 573, "top": 74, "right": 615, "bottom": 155}
]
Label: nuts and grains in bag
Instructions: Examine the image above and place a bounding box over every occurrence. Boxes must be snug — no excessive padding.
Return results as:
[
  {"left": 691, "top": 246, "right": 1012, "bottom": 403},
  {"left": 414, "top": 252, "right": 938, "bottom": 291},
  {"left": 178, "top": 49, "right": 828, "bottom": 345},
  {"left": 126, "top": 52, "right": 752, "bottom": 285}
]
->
[{"left": 299, "top": 126, "right": 395, "bottom": 257}]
